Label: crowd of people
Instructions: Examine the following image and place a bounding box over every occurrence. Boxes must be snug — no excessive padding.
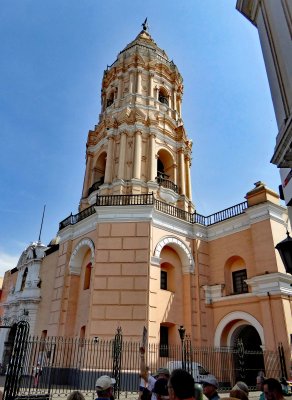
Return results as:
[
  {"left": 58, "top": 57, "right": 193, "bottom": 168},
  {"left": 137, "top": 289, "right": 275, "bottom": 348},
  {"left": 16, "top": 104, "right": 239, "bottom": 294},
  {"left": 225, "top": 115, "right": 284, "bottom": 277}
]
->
[
  {"left": 61, "top": 370, "right": 288, "bottom": 400},
  {"left": 0, "top": 351, "right": 289, "bottom": 400}
]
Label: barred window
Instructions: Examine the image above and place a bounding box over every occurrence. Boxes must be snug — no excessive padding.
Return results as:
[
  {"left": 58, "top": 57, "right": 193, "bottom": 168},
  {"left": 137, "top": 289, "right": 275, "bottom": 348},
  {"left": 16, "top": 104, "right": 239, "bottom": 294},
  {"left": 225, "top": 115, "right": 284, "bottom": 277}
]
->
[
  {"left": 232, "top": 269, "right": 248, "bottom": 294},
  {"left": 159, "top": 326, "right": 169, "bottom": 357},
  {"left": 161, "top": 270, "right": 167, "bottom": 290}
]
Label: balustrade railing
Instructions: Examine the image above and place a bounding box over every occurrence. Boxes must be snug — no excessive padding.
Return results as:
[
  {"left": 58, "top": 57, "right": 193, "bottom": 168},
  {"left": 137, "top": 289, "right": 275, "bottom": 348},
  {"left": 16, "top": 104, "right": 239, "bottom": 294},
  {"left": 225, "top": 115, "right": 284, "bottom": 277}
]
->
[
  {"left": 88, "top": 178, "right": 105, "bottom": 196},
  {"left": 155, "top": 177, "right": 178, "bottom": 193},
  {"left": 59, "top": 194, "right": 248, "bottom": 230}
]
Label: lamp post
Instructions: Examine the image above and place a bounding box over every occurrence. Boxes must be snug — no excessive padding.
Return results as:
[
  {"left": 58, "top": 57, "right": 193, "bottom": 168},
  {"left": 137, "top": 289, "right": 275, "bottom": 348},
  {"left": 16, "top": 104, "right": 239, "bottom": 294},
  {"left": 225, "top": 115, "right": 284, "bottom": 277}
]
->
[
  {"left": 275, "top": 231, "right": 292, "bottom": 275},
  {"left": 178, "top": 325, "right": 186, "bottom": 370}
]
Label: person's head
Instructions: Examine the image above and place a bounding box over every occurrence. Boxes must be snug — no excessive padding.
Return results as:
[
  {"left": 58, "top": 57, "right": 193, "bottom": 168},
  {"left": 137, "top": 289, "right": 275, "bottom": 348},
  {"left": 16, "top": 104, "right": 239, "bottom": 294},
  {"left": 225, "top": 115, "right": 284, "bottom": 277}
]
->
[
  {"left": 229, "top": 390, "right": 248, "bottom": 400},
  {"left": 153, "top": 378, "right": 169, "bottom": 400},
  {"left": 155, "top": 367, "right": 170, "bottom": 380},
  {"left": 200, "top": 375, "right": 219, "bottom": 399},
  {"left": 168, "top": 369, "right": 195, "bottom": 400},
  {"left": 96, "top": 375, "right": 116, "bottom": 399},
  {"left": 263, "top": 378, "right": 284, "bottom": 400},
  {"left": 67, "top": 391, "right": 85, "bottom": 400},
  {"left": 232, "top": 381, "right": 249, "bottom": 397}
]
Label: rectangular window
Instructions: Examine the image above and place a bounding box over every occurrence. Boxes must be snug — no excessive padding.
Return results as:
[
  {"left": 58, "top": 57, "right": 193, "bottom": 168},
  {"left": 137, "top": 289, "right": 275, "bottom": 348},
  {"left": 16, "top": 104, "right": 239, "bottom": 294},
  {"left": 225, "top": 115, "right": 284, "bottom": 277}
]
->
[
  {"left": 161, "top": 270, "right": 167, "bottom": 290},
  {"left": 232, "top": 269, "right": 248, "bottom": 294},
  {"left": 159, "top": 326, "right": 169, "bottom": 357}
]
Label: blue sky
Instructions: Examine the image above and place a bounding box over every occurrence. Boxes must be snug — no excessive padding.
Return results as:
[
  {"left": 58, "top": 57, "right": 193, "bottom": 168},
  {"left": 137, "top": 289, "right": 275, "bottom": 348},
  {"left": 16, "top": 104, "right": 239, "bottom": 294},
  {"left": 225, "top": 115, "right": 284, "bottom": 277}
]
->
[{"left": 0, "top": 1, "right": 280, "bottom": 275}]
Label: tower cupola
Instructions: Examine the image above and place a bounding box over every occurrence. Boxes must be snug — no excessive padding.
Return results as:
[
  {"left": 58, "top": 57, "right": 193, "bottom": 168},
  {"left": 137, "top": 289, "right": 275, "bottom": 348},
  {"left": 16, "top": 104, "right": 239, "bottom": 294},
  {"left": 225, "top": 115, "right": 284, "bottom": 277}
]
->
[{"left": 80, "top": 24, "right": 193, "bottom": 212}]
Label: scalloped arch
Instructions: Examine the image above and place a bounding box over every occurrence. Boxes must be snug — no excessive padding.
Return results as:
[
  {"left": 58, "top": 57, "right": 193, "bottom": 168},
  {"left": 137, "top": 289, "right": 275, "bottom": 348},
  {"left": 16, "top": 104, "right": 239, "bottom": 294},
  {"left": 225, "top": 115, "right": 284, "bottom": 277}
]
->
[
  {"left": 69, "top": 238, "right": 95, "bottom": 275},
  {"left": 154, "top": 236, "right": 194, "bottom": 274}
]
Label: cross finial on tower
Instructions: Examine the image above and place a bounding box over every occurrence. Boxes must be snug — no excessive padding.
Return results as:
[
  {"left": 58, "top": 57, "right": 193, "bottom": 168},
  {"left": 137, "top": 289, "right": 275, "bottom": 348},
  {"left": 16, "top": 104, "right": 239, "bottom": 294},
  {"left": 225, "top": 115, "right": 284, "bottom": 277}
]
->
[{"left": 142, "top": 18, "right": 148, "bottom": 32}]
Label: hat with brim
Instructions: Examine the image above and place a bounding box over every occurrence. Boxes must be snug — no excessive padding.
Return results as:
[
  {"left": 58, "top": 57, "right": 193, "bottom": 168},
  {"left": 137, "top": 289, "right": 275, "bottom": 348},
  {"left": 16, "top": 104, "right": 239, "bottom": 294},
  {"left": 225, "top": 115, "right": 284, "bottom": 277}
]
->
[
  {"left": 154, "top": 367, "right": 170, "bottom": 377},
  {"left": 96, "top": 375, "right": 116, "bottom": 390},
  {"left": 200, "top": 376, "right": 219, "bottom": 389}
]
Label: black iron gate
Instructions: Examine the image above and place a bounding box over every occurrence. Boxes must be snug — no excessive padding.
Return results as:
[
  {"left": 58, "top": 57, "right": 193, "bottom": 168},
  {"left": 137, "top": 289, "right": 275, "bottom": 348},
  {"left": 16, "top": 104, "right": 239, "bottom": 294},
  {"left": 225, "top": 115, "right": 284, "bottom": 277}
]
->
[{"left": 3, "top": 320, "right": 30, "bottom": 400}]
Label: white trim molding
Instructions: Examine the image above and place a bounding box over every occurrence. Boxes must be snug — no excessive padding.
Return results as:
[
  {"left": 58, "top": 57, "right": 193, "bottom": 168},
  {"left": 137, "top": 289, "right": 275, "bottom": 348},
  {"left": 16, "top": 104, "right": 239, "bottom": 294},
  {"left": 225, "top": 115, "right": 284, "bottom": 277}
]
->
[
  {"left": 69, "top": 238, "right": 95, "bottom": 275},
  {"left": 154, "top": 236, "right": 194, "bottom": 274},
  {"left": 214, "top": 311, "right": 264, "bottom": 347}
]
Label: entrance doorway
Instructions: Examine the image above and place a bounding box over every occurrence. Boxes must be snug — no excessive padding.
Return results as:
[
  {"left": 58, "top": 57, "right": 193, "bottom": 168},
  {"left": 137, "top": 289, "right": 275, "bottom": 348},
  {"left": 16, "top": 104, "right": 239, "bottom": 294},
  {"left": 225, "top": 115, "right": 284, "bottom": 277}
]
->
[{"left": 232, "top": 325, "right": 264, "bottom": 386}]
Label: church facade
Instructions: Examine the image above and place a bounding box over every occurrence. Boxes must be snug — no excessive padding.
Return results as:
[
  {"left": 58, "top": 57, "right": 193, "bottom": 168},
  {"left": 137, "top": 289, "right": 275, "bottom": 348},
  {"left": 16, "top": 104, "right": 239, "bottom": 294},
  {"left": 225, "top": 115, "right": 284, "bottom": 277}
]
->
[{"left": 1, "top": 26, "right": 291, "bottom": 371}]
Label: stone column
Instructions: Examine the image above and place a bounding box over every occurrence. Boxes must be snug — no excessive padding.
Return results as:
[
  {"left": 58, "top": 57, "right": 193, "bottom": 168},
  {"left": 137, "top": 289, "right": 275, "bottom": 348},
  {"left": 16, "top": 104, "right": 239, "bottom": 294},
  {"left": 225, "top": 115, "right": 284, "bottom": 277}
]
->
[
  {"left": 173, "top": 163, "right": 177, "bottom": 186},
  {"left": 137, "top": 69, "right": 142, "bottom": 94},
  {"left": 82, "top": 153, "right": 94, "bottom": 197},
  {"left": 104, "top": 136, "right": 114, "bottom": 184},
  {"left": 129, "top": 71, "right": 134, "bottom": 94},
  {"left": 149, "top": 133, "right": 156, "bottom": 181},
  {"left": 185, "top": 154, "right": 192, "bottom": 200},
  {"left": 179, "top": 148, "right": 185, "bottom": 195},
  {"left": 133, "top": 131, "right": 142, "bottom": 179},
  {"left": 149, "top": 72, "right": 154, "bottom": 97},
  {"left": 177, "top": 96, "right": 181, "bottom": 116},
  {"left": 117, "top": 75, "right": 123, "bottom": 100},
  {"left": 173, "top": 90, "right": 177, "bottom": 110},
  {"left": 118, "top": 132, "right": 127, "bottom": 179}
]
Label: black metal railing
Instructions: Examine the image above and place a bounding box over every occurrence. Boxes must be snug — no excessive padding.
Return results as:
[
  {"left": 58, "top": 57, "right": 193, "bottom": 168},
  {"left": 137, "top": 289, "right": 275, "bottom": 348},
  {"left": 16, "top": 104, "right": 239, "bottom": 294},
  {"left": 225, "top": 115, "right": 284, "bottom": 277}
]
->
[
  {"left": 88, "top": 177, "right": 105, "bottom": 196},
  {"left": 59, "top": 205, "right": 96, "bottom": 230},
  {"left": 59, "top": 194, "right": 248, "bottom": 231},
  {"left": 155, "top": 199, "right": 193, "bottom": 223},
  {"left": 14, "top": 336, "right": 282, "bottom": 398},
  {"left": 96, "top": 193, "right": 154, "bottom": 206},
  {"left": 155, "top": 177, "right": 178, "bottom": 193},
  {"left": 201, "top": 201, "right": 248, "bottom": 225}
]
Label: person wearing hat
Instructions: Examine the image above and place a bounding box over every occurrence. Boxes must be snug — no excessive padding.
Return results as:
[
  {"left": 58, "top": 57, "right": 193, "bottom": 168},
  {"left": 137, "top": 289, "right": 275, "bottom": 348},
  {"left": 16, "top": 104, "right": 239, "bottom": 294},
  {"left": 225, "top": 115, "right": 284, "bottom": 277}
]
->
[
  {"left": 152, "top": 368, "right": 170, "bottom": 400},
  {"left": 95, "top": 375, "right": 116, "bottom": 400},
  {"left": 232, "top": 381, "right": 248, "bottom": 397},
  {"left": 200, "top": 375, "right": 220, "bottom": 400}
]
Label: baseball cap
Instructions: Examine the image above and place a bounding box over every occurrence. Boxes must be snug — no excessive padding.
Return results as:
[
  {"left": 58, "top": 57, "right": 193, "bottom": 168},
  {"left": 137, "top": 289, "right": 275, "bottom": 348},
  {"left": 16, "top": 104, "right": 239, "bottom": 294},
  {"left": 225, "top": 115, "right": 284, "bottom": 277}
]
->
[
  {"left": 96, "top": 375, "right": 116, "bottom": 390},
  {"left": 154, "top": 367, "right": 170, "bottom": 377},
  {"left": 200, "top": 375, "right": 219, "bottom": 389}
]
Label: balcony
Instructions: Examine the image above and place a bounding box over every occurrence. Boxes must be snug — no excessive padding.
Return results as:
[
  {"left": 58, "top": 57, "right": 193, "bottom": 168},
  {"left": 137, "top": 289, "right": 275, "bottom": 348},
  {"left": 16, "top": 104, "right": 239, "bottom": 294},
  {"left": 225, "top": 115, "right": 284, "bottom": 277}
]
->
[
  {"left": 156, "top": 176, "right": 178, "bottom": 193},
  {"left": 59, "top": 193, "right": 248, "bottom": 230}
]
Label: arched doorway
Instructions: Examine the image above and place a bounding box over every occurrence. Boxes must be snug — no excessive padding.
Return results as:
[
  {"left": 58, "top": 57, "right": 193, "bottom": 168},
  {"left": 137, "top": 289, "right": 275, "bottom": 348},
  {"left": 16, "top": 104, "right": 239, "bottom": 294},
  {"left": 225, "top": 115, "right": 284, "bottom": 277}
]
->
[{"left": 232, "top": 325, "right": 264, "bottom": 386}]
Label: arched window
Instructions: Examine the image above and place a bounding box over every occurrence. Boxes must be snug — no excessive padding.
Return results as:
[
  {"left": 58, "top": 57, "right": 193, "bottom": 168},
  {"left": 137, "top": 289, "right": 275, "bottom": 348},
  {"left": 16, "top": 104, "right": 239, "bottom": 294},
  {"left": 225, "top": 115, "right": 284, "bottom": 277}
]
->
[
  {"left": 83, "top": 262, "right": 92, "bottom": 290},
  {"left": 20, "top": 268, "right": 28, "bottom": 291},
  {"left": 158, "top": 88, "right": 169, "bottom": 106},
  {"left": 160, "top": 260, "right": 175, "bottom": 292},
  {"left": 106, "top": 91, "right": 114, "bottom": 107}
]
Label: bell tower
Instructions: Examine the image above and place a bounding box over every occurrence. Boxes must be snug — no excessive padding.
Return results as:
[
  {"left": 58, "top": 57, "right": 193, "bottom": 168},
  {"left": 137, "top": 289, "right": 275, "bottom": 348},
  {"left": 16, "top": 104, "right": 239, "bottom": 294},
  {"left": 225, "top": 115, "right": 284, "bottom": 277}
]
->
[{"left": 80, "top": 24, "right": 193, "bottom": 212}]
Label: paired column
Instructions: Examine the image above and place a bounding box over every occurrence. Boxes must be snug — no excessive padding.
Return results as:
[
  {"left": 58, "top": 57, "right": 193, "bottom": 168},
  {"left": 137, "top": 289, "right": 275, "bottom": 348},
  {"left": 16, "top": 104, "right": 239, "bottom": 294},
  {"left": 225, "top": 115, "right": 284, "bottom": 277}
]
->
[
  {"left": 149, "top": 72, "right": 154, "bottom": 97},
  {"left": 118, "top": 132, "right": 127, "bottom": 179},
  {"left": 104, "top": 136, "right": 114, "bottom": 184},
  {"left": 185, "top": 154, "right": 192, "bottom": 200},
  {"left": 137, "top": 69, "right": 143, "bottom": 94},
  {"left": 82, "top": 153, "right": 94, "bottom": 197},
  {"left": 117, "top": 75, "right": 123, "bottom": 100},
  {"left": 179, "top": 148, "right": 186, "bottom": 195},
  {"left": 149, "top": 133, "right": 156, "bottom": 181},
  {"left": 129, "top": 71, "right": 134, "bottom": 94},
  {"left": 133, "top": 131, "right": 142, "bottom": 179}
]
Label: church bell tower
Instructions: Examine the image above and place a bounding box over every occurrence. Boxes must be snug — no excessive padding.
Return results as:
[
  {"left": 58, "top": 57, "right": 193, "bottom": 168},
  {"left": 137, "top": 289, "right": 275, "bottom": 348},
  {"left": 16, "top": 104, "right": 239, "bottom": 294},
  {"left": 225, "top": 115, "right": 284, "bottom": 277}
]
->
[{"left": 80, "top": 23, "right": 193, "bottom": 212}]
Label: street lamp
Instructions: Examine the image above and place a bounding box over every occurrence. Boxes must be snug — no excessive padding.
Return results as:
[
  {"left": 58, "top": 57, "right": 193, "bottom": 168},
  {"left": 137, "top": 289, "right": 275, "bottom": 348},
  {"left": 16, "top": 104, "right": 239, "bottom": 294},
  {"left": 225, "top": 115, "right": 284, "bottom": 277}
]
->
[
  {"left": 178, "top": 325, "right": 186, "bottom": 370},
  {"left": 275, "top": 231, "right": 292, "bottom": 275}
]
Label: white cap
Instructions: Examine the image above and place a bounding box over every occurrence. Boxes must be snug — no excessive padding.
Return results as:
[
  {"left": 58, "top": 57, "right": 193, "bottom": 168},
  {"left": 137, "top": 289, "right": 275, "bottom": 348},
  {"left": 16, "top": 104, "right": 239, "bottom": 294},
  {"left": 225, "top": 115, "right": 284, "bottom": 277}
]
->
[{"left": 95, "top": 375, "right": 116, "bottom": 390}]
